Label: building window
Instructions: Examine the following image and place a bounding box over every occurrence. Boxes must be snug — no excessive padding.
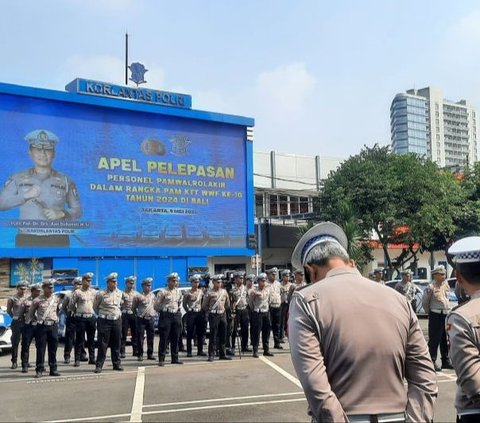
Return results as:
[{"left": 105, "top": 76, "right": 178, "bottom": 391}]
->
[
  {"left": 290, "top": 196, "right": 300, "bottom": 215},
  {"left": 279, "top": 196, "right": 288, "bottom": 216},
  {"left": 300, "top": 197, "right": 309, "bottom": 214},
  {"left": 269, "top": 194, "right": 278, "bottom": 217},
  {"left": 255, "top": 194, "right": 264, "bottom": 218}
]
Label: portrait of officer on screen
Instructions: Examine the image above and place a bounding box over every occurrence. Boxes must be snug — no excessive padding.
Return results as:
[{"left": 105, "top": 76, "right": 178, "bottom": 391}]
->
[{"left": 0, "top": 129, "right": 82, "bottom": 247}]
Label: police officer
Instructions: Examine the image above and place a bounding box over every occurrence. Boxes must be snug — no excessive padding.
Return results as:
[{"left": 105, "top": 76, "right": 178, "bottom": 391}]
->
[
  {"left": 19, "top": 283, "right": 41, "bottom": 373},
  {"left": 266, "top": 267, "right": 282, "bottom": 349},
  {"left": 29, "top": 279, "right": 60, "bottom": 378},
  {"left": 202, "top": 274, "right": 231, "bottom": 362},
  {"left": 6, "top": 281, "right": 28, "bottom": 369},
  {"left": 121, "top": 275, "right": 139, "bottom": 358},
  {"left": 62, "top": 276, "right": 83, "bottom": 364},
  {"left": 230, "top": 272, "right": 251, "bottom": 353},
  {"left": 446, "top": 236, "right": 480, "bottom": 422},
  {"left": 133, "top": 277, "right": 156, "bottom": 361},
  {"left": 395, "top": 270, "right": 421, "bottom": 311},
  {"left": 288, "top": 222, "right": 437, "bottom": 422},
  {"left": 93, "top": 273, "right": 124, "bottom": 373},
  {"left": 373, "top": 267, "right": 385, "bottom": 285},
  {"left": 155, "top": 272, "right": 183, "bottom": 366},
  {"left": 70, "top": 272, "right": 97, "bottom": 367},
  {"left": 0, "top": 129, "right": 82, "bottom": 247},
  {"left": 279, "top": 269, "right": 292, "bottom": 343},
  {"left": 183, "top": 274, "right": 206, "bottom": 357},
  {"left": 422, "top": 264, "right": 453, "bottom": 371},
  {"left": 249, "top": 273, "right": 274, "bottom": 358},
  {"left": 287, "top": 269, "right": 306, "bottom": 303}
]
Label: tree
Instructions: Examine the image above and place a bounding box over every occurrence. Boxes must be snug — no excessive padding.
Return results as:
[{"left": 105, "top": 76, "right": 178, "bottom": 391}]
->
[{"left": 319, "top": 145, "right": 463, "bottom": 273}]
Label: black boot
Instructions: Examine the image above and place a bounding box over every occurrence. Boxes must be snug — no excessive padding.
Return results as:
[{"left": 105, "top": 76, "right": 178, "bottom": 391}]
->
[{"left": 442, "top": 358, "right": 454, "bottom": 369}]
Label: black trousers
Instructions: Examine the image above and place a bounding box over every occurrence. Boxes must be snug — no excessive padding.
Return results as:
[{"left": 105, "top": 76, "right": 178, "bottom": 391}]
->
[
  {"left": 35, "top": 323, "right": 58, "bottom": 372},
  {"left": 279, "top": 302, "right": 289, "bottom": 340},
  {"left": 232, "top": 309, "right": 250, "bottom": 351},
  {"left": 21, "top": 323, "right": 36, "bottom": 366},
  {"left": 428, "top": 311, "right": 449, "bottom": 361},
  {"left": 208, "top": 313, "right": 227, "bottom": 358},
  {"left": 96, "top": 318, "right": 122, "bottom": 368},
  {"left": 10, "top": 319, "right": 24, "bottom": 364},
  {"left": 121, "top": 313, "right": 138, "bottom": 356},
  {"left": 136, "top": 316, "right": 155, "bottom": 358},
  {"left": 64, "top": 315, "right": 77, "bottom": 359},
  {"left": 158, "top": 312, "right": 182, "bottom": 361},
  {"left": 225, "top": 312, "right": 234, "bottom": 349},
  {"left": 270, "top": 307, "right": 281, "bottom": 346},
  {"left": 75, "top": 316, "right": 96, "bottom": 362},
  {"left": 457, "top": 415, "right": 480, "bottom": 422},
  {"left": 251, "top": 311, "right": 271, "bottom": 352},
  {"left": 186, "top": 311, "right": 205, "bottom": 354}
]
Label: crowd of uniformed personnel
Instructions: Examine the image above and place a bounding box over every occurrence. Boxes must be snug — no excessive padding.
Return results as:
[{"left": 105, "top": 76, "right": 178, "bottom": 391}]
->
[{"left": 5, "top": 267, "right": 306, "bottom": 378}]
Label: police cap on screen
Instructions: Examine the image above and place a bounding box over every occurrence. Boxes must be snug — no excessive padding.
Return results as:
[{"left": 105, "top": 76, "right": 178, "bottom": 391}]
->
[{"left": 25, "top": 129, "right": 58, "bottom": 150}]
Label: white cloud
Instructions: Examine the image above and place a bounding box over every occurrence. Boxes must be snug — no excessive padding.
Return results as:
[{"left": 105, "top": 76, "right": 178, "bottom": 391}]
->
[{"left": 255, "top": 63, "right": 317, "bottom": 114}]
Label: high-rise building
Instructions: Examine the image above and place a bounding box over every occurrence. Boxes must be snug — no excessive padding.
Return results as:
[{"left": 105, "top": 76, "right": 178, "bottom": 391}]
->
[{"left": 391, "top": 87, "right": 479, "bottom": 168}]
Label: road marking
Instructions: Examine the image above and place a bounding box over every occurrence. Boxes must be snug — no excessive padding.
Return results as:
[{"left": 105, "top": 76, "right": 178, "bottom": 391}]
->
[
  {"left": 258, "top": 355, "right": 303, "bottom": 388},
  {"left": 143, "top": 391, "right": 304, "bottom": 408},
  {"left": 130, "top": 366, "right": 146, "bottom": 422},
  {"left": 141, "top": 398, "right": 306, "bottom": 416},
  {"left": 44, "top": 412, "right": 131, "bottom": 422}
]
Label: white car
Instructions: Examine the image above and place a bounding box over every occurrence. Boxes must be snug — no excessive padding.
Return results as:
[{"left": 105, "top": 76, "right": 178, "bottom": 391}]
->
[{"left": 0, "top": 306, "right": 13, "bottom": 353}]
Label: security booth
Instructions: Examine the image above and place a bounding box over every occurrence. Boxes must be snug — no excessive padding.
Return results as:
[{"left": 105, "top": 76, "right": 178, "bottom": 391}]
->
[{"left": 0, "top": 79, "right": 255, "bottom": 289}]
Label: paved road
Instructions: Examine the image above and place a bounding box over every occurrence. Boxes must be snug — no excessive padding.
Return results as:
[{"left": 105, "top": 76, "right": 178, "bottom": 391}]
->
[{"left": 0, "top": 318, "right": 458, "bottom": 422}]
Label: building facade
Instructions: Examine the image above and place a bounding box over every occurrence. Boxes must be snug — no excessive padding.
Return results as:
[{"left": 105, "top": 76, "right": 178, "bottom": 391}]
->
[{"left": 391, "top": 87, "right": 479, "bottom": 168}]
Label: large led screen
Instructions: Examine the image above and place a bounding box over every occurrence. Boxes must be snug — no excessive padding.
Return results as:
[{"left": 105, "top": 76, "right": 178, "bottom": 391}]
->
[{"left": 0, "top": 93, "right": 248, "bottom": 248}]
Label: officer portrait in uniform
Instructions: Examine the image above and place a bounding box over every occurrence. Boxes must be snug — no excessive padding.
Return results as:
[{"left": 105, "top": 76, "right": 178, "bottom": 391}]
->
[{"left": 0, "top": 129, "right": 82, "bottom": 247}]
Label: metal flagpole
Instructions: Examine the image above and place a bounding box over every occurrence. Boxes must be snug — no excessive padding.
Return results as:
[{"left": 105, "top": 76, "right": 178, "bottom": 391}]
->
[{"left": 125, "top": 32, "right": 129, "bottom": 85}]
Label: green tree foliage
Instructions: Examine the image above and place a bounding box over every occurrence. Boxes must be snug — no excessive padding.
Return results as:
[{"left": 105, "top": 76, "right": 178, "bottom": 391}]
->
[{"left": 319, "top": 145, "right": 464, "bottom": 272}]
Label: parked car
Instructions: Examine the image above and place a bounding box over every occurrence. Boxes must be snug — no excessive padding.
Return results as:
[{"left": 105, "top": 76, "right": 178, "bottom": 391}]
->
[
  {"left": 385, "top": 279, "right": 458, "bottom": 316},
  {"left": 0, "top": 306, "right": 13, "bottom": 354}
]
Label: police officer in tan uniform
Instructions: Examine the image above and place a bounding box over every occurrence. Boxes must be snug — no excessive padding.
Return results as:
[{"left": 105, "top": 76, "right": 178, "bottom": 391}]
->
[
  {"left": 183, "top": 274, "right": 206, "bottom": 357},
  {"left": 93, "top": 272, "right": 124, "bottom": 373},
  {"left": 62, "top": 277, "right": 83, "bottom": 364},
  {"left": 288, "top": 269, "right": 307, "bottom": 303},
  {"left": 288, "top": 222, "right": 437, "bottom": 423},
  {"left": 121, "top": 275, "right": 139, "bottom": 358},
  {"left": 395, "top": 270, "right": 421, "bottom": 311},
  {"left": 155, "top": 272, "right": 183, "bottom": 366},
  {"left": 230, "top": 271, "right": 251, "bottom": 353},
  {"left": 266, "top": 267, "right": 282, "bottom": 349},
  {"left": 19, "top": 283, "right": 41, "bottom": 373},
  {"left": 446, "top": 236, "right": 480, "bottom": 422},
  {"left": 422, "top": 265, "right": 453, "bottom": 371},
  {"left": 6, "top": 281, "right": 28, "bottom": 369},
  {"left": 70, "top": 272, "right": 97, "bottom": 366},
  {"left": 0, "top": 129, "right": 82, "bottom": 247},
  {"left": 133, "top": 277, "right": 156, "bottom": 361},
  {"left": 279, "top": 269, "right": 292, "bottom": 343},
  {"left": 202, "top": 274, "right": 231, "bottom": 362},
  {"left": 29, "top": 279, "right": 61, "bottom": 378},
  {"left": 249, "top": 273, "right": 274, "bottom": 358}
]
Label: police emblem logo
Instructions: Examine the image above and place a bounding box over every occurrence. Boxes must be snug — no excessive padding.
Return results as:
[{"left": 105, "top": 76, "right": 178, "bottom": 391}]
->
[
  {"left": 128, "top": 62, "right": 148, "bottom": 86},
  {"left": 170, "top": 135, "right": 191, "bottom": 157},
  {"left": 141, "top": 138, "right": 166, "bottom": 156}
]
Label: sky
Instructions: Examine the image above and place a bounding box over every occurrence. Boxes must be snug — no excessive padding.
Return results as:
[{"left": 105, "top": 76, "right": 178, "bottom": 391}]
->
[{"left": 2, "top": 0, "right": 480, "bottom": 159}]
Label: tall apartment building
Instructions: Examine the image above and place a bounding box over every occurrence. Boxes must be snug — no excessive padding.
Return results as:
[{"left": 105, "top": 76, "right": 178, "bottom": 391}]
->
[{"left": 391, "top": 87, "right": 479, "bottom": 168}]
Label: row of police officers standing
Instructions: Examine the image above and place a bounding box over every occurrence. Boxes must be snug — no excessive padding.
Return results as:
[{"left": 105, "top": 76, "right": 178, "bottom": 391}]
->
[{"left": 7, "top": 267, "right": 307, "bottom": 376}]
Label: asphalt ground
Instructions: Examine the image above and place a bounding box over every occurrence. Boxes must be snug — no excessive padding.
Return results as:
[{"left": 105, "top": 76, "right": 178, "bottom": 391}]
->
[{"left": 0, "top": 318, "right": 458, "bottom": 422}]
